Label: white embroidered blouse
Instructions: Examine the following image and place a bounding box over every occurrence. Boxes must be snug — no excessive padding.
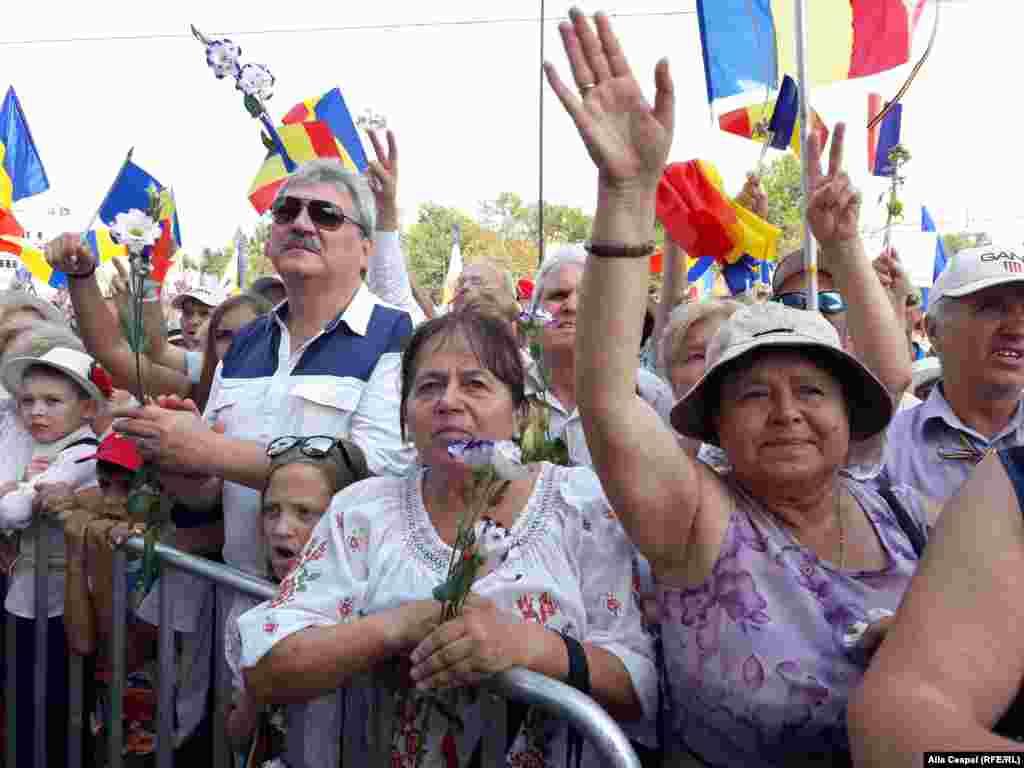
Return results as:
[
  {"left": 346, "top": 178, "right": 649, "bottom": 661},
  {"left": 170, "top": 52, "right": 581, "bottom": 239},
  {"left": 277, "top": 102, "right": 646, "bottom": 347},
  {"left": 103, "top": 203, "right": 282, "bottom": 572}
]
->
[{"left": 238, "top": 462, "right": 657, "bottom": 767}]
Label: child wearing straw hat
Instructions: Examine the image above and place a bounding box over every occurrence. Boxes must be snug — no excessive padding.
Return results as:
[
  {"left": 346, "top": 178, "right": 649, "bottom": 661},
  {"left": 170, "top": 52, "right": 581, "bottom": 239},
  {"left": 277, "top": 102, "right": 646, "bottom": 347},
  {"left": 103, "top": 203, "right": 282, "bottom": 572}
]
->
[{"left": 0, "top": 346, "right": 109, "bottom": 768}]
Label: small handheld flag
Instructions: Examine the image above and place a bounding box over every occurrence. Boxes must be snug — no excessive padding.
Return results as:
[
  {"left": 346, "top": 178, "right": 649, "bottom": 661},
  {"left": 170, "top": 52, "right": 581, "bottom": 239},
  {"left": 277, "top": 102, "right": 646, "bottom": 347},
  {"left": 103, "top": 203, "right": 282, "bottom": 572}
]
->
[{"left": 0, "top": 87, "right": 49, "bottom": 209}]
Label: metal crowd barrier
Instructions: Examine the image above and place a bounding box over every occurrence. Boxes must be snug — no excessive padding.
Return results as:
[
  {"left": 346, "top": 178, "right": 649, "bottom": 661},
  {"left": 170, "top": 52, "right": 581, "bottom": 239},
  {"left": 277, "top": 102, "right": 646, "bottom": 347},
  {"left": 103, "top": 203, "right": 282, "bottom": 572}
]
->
[{"left": 6, "top": 531, "right": 642, "bottom": 768}]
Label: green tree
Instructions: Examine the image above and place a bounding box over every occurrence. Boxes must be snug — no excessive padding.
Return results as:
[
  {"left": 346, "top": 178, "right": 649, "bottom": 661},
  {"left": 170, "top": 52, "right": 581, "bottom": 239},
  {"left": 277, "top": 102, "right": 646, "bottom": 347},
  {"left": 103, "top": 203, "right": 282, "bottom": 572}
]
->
[
  {"left": 199, "top": 246, "right": 232, "bottom": 279},
  {"left": 402, "top": 203, "right": 480, "bottom": 295},
  {"left": 760, "top": 154, "right": 803, "bottom": 254},
  {"left": 244, "top": 218, "right": 276, "bottom": 284}
]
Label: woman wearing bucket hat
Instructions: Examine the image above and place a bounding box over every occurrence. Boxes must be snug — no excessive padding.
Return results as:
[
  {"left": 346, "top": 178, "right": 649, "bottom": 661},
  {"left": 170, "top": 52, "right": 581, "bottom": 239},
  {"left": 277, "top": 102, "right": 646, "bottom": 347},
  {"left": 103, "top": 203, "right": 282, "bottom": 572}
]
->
[{"left": 544, "top": 9, "right": 927, "bottom": 766}]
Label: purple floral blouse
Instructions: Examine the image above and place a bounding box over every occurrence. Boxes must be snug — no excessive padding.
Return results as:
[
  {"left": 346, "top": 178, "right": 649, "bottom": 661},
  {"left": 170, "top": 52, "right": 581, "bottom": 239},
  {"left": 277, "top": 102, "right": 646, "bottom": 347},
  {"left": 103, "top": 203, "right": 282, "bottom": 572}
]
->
[{"left": 657, "top": 478, "right": 927, "bottom": 767}]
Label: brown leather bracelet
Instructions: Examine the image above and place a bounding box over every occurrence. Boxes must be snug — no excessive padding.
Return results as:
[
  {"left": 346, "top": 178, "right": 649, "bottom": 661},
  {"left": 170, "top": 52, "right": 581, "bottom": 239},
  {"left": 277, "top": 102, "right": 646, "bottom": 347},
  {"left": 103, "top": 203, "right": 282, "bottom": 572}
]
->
[{"left": 584, "top": 240, "right": 657, "bottom": 259}]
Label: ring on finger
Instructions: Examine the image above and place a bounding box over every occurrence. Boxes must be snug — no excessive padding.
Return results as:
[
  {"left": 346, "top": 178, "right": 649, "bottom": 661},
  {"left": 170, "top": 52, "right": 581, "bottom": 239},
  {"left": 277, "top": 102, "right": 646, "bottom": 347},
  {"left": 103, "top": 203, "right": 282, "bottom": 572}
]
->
[{"left": 578, "top": 82, "right": 597, "bottom": 95}]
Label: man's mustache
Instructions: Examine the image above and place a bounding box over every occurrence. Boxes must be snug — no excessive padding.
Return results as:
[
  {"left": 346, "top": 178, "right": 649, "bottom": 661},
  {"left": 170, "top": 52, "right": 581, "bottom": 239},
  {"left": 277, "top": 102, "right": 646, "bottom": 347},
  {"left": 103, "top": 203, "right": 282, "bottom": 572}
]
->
[{"left": 279, "top": 234, "right": 322, "bottom": 254}]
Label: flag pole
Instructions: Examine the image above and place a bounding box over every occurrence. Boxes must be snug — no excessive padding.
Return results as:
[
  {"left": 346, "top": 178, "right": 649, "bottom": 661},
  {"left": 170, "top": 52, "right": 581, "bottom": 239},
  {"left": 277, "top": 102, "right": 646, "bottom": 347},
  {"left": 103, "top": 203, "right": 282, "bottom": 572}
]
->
[
  {"left": 538, "top": 0, "right": 546, "bottom": 268},
  {"left": 793, "top": 0, "right": 818, "bottom": 312},
  {"left": 82, "top": 147, "right": 134, "bottom": 237}
]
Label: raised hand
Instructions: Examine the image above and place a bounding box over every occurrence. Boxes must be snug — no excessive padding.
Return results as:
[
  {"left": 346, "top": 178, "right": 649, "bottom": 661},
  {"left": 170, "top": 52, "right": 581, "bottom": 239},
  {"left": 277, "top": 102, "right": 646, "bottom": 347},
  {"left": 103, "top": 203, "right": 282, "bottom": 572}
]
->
[
  {"left": 544, "top": 8, "right": 673, "bottom": 193},
  {"left": 44, "top": 233, "right": 97, "bottom": 277},
  {"left": 736, "top": 172, "right": 769, "bottom": 219},
  {"left": 366, "top": 129, "right": 399, "bottom": 231},
  {"left": 806, "top": 123, "right": 861, "bottom": 247}
]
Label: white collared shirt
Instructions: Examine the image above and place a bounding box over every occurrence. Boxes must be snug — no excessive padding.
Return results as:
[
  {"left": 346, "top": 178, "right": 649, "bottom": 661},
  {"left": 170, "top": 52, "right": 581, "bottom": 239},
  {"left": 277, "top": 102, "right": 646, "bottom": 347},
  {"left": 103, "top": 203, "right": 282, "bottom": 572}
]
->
[
  {"left": 525, "top": 359, "right": 675, "bottom": 468},
  {"left": 204, "top": 283, "right": 415, "bottom": 575}
]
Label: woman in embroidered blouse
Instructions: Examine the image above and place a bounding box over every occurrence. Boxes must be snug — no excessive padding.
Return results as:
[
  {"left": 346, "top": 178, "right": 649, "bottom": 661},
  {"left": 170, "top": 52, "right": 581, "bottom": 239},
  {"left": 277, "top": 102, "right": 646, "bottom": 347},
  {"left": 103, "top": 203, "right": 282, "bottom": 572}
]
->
[
  {"left": 545, "top": 10, "right": 928, "bottom": 767},
  {"left": 237, "top": 308, "right": 656, "bottom": 767}
]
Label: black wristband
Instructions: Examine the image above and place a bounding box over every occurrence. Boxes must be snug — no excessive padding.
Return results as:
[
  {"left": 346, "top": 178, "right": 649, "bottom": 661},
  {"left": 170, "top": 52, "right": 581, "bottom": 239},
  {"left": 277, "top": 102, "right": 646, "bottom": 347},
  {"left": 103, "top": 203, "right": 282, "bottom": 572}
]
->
[
  {"left": 584, "top": 240, "right": 656, "bottom": 259},
  {"left": 67, "top": 263, "right": 97, "bottom": 279},
  {"left": 560, "top": 632, "right": 591, "bottom": 696}
]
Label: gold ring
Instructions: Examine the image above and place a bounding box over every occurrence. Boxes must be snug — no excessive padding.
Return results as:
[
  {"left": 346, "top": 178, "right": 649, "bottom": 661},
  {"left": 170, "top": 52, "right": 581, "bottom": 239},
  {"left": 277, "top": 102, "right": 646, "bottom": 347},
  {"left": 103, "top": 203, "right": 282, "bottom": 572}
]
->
[{"left": 579, "top": 82, "right": 597, "bottom": 94}]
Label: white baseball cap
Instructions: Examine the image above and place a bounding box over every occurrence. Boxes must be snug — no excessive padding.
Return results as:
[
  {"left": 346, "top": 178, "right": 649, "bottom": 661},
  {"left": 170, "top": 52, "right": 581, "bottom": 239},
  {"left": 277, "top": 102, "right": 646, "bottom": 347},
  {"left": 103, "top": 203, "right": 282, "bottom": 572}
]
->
[
  {"left": 171, "top": 285, "right": 225, "bottom": 310},
  {"left": 930, "top": 245, "right": 1024, "bottom": 305},
  {"left": 2, "top": 347, "right": 106, "bottom": 402},
  {"left": 670, "top": 302, "right": 893, "bottom": 444}
]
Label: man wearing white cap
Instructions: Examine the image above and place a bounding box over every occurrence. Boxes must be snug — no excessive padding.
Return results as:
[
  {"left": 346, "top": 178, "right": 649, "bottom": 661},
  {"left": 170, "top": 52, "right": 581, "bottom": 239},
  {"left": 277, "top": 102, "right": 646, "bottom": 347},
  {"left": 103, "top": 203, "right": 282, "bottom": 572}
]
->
[
  {"left": 171, "top": 285, "right": 225, "bottom": 352},
  {"left": 881, "top": 245, "right": 1024, "bottom": 501}
]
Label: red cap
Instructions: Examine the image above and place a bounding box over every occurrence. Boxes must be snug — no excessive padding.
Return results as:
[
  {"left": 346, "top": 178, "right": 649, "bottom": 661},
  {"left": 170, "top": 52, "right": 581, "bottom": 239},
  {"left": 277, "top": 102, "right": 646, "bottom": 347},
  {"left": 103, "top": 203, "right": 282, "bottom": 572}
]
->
[{"left": 77, "top": 433, "right": 143, "bottom": 472}]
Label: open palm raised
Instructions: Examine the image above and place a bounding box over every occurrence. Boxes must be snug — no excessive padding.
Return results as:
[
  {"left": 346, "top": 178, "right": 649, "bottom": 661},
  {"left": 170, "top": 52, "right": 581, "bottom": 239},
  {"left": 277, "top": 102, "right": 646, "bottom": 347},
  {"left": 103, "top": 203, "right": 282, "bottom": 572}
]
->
[{"left": 544, "top": 8, "right": 674, "bottom": 192}]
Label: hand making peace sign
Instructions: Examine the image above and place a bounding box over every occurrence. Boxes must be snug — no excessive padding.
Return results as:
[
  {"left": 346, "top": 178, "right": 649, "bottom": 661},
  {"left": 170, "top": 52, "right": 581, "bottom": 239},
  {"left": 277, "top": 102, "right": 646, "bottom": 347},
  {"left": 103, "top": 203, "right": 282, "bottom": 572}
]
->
[{"left": 806, "top": 122, "right": 862, "bottom": 247}]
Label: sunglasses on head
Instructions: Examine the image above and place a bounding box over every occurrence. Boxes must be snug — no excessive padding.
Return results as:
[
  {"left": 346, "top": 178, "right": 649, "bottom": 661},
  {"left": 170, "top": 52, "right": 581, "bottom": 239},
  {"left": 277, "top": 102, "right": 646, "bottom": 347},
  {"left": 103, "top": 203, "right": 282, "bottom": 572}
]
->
[
  {"left": 266, "top": 435, "right": 359, "bottom": 479},
  {"left": 771, "top": 290, "right": 847, "bottom": 315},
  {"left": 270, "top": 196, "right": 368, "bottom": 237}
]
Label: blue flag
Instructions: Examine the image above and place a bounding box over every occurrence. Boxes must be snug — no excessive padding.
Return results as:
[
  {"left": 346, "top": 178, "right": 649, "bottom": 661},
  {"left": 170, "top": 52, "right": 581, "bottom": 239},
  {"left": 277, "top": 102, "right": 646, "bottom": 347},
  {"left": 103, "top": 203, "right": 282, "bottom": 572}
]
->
[
  {"left": 768, "top": 76, "right": 799, "bottom": 151},
  {"left": 98, "top": 156, "right": 182, "bottom": 245},
  {"left": 872, "top": 104, "right": 903, "bottom": 177},
  {"left": 0, "top": 87, "right": 49, "bottom": 206},
  {"left": 921, "top": 206, "right": 947, "bottom": 281}
]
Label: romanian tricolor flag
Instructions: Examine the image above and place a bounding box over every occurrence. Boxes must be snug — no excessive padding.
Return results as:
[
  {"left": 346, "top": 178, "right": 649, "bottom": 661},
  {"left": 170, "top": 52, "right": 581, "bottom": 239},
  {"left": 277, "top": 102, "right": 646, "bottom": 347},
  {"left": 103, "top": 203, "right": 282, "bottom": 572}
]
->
[
  {"left": 696, "top": 0, "right": 926, "bottom": 103},
  {"left": 0, "top": 208, "right": 65, "bottom": 288},
  {"left": 718, "top": 90, "right": 829, "bottom": 156},
  {"left": 248, "top": 122, "right": 348, "bottom": 213},
  {"left": 656, "top": 160, "right": 782, "bottom": 267},
  {"left": 248, "top": 88, "right": 369, "bottom": 214},
  {"left": 282, "top": 88, "right": 368, "bottom": 171},
  {"left": 0, "top": 87, "right": 49, "bottom": 210},
  {"left": 97, "top": 157, "right": 180, "bottom": 286}
]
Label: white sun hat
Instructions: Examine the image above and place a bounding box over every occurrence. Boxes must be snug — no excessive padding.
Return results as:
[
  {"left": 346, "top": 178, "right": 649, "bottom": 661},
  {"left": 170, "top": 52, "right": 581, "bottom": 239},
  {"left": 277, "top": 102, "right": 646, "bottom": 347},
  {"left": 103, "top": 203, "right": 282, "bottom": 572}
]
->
[
  {"left": 669, "top": 302, "right": 893, "bottom": 445},
  {"left": 171, "top": 285, "right": 226, "bottom": 310},
  {"left": 2, "top": 347, "right": 105, "bottom": 402}
]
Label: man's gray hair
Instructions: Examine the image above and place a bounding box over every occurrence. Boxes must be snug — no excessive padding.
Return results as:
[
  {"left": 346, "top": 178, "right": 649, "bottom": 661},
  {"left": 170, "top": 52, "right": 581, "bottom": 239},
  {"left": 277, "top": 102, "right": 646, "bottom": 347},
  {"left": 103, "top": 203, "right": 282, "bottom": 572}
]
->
[
  {"left": 924, "top": 297, "right": 956, "bottom": 342},
  {"left": 274, "top": 159, "right": 377, "bottom": 237},
  {"left": 529, "top": 244, "right": 588, "bottom": 314}
]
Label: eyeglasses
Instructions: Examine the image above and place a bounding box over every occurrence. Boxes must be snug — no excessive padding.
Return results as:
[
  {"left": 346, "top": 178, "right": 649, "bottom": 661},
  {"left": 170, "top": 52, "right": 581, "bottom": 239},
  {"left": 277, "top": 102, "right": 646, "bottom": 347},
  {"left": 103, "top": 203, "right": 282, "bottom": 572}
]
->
[
  {"left": 266, "top": 435, "right": 359, "bottom": 479},
  {"left": 771, "top": 290, "right": 847, "bottom": 315},
  {"left": 270, "top": 196, "right": 368, "bottom": 236}
]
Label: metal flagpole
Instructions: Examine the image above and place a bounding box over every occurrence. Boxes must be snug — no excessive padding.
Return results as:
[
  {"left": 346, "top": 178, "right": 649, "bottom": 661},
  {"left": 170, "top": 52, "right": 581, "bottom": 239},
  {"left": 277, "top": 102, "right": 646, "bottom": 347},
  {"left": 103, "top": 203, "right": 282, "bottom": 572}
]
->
[
  {"left": 538, "top": 0, "right": 546, "bottom": 267},
  {"left": 793, "top": 0, "right": 818, "bottom": 312}
]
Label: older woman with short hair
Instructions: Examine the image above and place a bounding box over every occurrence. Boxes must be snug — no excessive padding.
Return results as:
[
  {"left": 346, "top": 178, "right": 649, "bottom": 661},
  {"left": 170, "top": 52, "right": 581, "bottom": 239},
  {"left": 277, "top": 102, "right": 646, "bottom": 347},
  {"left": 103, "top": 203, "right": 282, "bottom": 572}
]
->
[
  {"left": 659, "top": 298, "right": 744, "bottom": 399},
  {"left": 545, "top": 10, "right": 923, "bottom": 765},
  {"left": 527, "top": 244, "right": 673, "bottom": 467},
  {"left": 237, "top": 307, "right": 656, "bottom": 766}
]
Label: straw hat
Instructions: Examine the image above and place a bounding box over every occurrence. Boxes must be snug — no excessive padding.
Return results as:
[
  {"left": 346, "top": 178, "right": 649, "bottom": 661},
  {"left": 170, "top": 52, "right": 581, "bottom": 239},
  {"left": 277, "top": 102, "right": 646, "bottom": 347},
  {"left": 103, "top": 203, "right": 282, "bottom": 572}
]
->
[{"left": 2, "top": 347, "right": 105, "bottom": 402}]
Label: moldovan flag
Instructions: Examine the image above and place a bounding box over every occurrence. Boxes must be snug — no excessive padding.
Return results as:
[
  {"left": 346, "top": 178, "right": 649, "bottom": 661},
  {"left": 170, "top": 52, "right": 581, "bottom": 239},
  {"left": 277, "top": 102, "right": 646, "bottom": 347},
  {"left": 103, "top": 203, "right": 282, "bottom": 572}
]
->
[
  {"left": 249, "top": 88, "right": 369, "bottom": 214},
  {"left": 0, "top": 87, "right": 49, "bottom": 210},
  {"left": 696, "top": 0, "right": 926, "bottom": 102},
  {"left": 719, "top": 94, "right": 829, "bottom": 156},
  {"left": 97, "top": 156, "right": 180, "bottom": 285},
  {"left": 442, "top": 226, "right": 463, "bottom": 306}
]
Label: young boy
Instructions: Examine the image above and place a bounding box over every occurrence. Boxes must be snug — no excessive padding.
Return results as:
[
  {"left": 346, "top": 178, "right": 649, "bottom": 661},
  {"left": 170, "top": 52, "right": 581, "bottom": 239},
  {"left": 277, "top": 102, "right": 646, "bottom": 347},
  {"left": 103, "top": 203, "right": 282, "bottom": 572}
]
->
[{"left": 0, "top": 346, "right": 107, "bottom": 768}]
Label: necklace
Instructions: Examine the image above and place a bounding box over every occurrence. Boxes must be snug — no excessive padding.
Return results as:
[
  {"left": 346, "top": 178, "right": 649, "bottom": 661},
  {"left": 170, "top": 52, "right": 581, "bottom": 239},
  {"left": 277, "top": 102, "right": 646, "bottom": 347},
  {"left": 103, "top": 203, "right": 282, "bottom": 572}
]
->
[{"left": 835, "top": 487, "right": 846, "bottom": 570}]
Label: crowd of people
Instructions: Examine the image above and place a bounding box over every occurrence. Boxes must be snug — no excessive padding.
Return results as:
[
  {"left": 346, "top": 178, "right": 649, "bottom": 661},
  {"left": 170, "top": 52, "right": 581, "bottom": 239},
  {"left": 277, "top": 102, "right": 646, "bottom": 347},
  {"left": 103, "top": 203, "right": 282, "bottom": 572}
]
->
[{"left": 0, "top": 8, "right": 1020, "bottom": 768}]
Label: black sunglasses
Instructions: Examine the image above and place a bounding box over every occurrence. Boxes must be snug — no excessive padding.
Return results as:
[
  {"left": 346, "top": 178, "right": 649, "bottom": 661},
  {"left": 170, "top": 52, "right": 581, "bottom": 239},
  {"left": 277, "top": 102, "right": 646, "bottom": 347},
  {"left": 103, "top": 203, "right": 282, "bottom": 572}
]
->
[
  {"left": 271, "top": 196, "right": 368, "bottom": 237},
  {"left": 266, "top": 435, "right": 359, "bottom": 479},
  {"left": 771, "top": 290, "right": 847, "bottom": 315}
]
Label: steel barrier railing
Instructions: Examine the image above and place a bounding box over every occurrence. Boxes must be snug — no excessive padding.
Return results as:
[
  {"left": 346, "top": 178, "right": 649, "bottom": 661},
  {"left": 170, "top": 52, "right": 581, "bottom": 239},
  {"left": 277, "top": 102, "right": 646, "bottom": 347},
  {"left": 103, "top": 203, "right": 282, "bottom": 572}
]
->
[{"left": 7, "top": 530, "right": 642, "bottom": 768}]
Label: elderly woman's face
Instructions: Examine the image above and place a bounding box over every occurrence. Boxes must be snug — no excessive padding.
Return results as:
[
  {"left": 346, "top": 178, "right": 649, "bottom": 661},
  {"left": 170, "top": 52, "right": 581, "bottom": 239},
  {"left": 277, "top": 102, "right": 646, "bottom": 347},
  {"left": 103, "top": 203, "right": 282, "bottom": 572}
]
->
[
  {"left": 714, "top": 351, "right": 850, "bottom": 484},
  {"left": 540, "top": 263, "right": 583, "bottom": 354},
  {"left": 404, "top": 333, "right": 519, "bottom": 467},
  {"left": 669, "top": 317, "right": 723, "bottom": 399}
]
